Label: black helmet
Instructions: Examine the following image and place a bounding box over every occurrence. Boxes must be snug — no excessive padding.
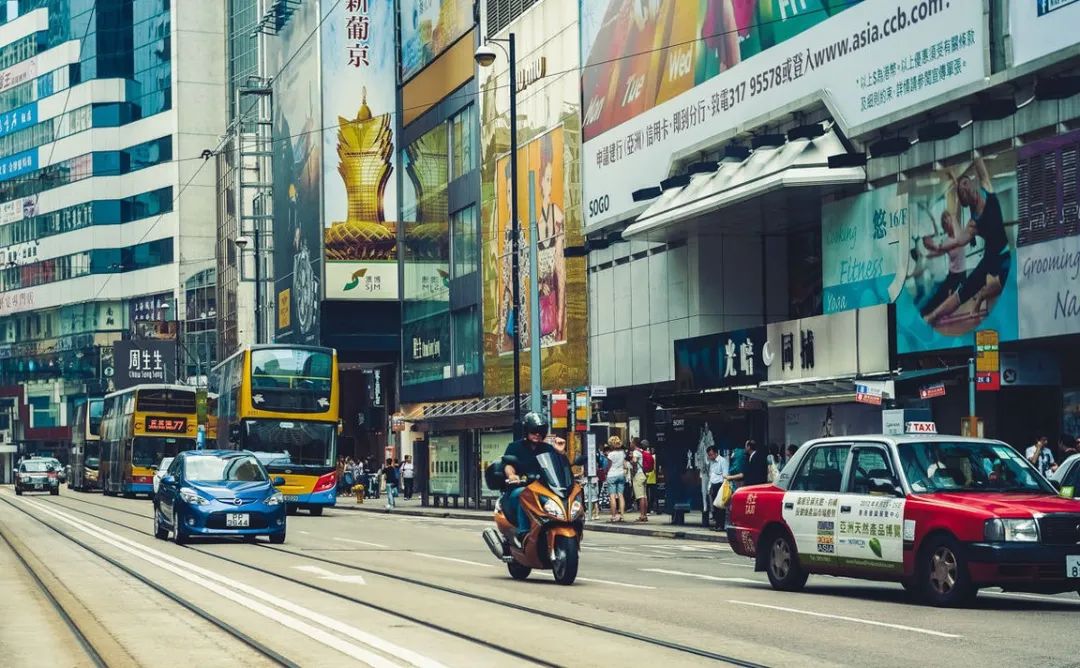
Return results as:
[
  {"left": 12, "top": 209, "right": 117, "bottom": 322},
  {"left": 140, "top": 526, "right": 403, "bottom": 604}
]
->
[{"left": 522, "top": 412, "right": 549, "bottom": 439}]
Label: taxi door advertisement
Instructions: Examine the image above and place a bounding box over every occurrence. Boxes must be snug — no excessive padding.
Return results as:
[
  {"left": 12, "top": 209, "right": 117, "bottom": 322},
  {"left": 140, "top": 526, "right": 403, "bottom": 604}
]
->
[
  {"left": 781, "top": 493, "right": 841, "bottom": 568},
  {"left": 782, "top": 493, "right": 906, "bottom": 572}
]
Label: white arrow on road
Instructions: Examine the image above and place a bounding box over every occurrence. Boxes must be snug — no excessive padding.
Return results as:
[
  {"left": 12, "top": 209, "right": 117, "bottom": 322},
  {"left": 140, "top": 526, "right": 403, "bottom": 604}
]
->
[{"left": 293, "top": 565, "right": 366, "bottom": 585}]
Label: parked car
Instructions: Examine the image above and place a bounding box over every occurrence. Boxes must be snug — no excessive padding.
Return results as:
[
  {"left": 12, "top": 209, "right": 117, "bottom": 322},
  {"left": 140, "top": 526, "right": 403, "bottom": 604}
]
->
[
  {"left": 1050, "top": 453, "right": 1080, "bottom": 496},
  {"left": 15, "top": 459, "right": 60, "bottom": 495},
  {"left": 728, "top": 430, "right": 1080, "bottom": 606},
  {"left": 153, "top": 450, "right": 287, "bottom": 544},
  {"left": 153, "top": 457, "right": 175, "bottom": 495}
]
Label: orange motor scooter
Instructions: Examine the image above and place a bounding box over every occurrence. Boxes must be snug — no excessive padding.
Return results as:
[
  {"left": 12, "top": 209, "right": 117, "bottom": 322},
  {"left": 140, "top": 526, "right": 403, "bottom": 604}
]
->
[{"left": 482, "top": 453, "right": 585, "bottom": 585}]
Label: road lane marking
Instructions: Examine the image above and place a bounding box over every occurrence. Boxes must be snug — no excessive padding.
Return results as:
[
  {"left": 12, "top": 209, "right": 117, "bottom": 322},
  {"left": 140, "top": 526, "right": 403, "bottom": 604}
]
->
[
  {"left": 727, "top": 600, "right": 962, "bottom": 638},
  {"left": 293, "top": 565, "right": 366, "bottom": 585},
  {"left": 410, "top": 552, "right": 494, "bottom": 568},
  {"left": 641, "top": 568, "right": 760, "bottom": 584},
  {"left": 576, "top": 577, "right": 655, "bottom": 589},
  {"left": 333, "top": 537, "right": 390, "bottom": 549},
  {"left": 983, "top": 590, "right": 1080, "bottom": 604},
  {"left": 18, "top": 497, "right": 448, "bottom": 668}
]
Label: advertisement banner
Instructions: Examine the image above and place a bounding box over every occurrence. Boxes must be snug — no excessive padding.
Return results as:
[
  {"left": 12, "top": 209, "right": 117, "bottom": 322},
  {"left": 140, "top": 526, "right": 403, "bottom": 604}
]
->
[
  {"left": 428, "top": 434, "right": 461, "bottom": 496},
  {"left": 823, "top": 153, "right": 1019, "bottom": 354},
  {"left": 1016, "top": 129, "right": 1080, "bottom": 340},
  {"left": 480, "top": 0, "right": 588, "bottom": 396},
  {"left": 580, "top": 0, "right": 986, "bottom": 229},
  {"left": 0, "top": 103, "right": 36, "bottom": 139},
  {"left": 322, "top": 0, "right": 399, "bottom": 301},
  {"left": 112, "top": 340, "right": 177, "bottom": 390},
  {"left": 764, "top": 305, "right": 892, "bottom": 382},
  {"left": 399, "top": 0, "right": 473, "bottom": 81},
  {"left": 1009, "top": 0, "right": 1080, "bottom": 67},
  {"left": 0, "top": 195, "right": 37, "bottom": 226},
  {"left": 480, "top": 432, "right": 511, "bottom": 499},
  {"left": 0, "top": 54, "right": 39, "bottom": 94},
  {"left": 0, "top": 148, "right": 37, "bottom": 182},
  {"left": 402, "top": 310, "right": 451, "bottom": 386},
  {"left": 271, "top": 0, "right": 321, "bottom": 344}
]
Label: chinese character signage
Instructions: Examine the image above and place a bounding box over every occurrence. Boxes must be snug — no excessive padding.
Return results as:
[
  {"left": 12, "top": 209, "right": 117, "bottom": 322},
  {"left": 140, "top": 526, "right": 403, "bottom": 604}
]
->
[
  {"left": 399, "top": 0, "right": 473, "bottom": 81},
  {"left": 0, "top": 103, "right": 36, "bottom": 139},
  {"left": 579, "top": 0, "right": 985, "bottom": 229},
  {"left": 975, "top": 329, "right": 1000, "bottom": 391},
  {"left": 322, "top": 0, "right": 399, "bottom": 300},
  {"left": 764, "top": 305, "right": 893, "bottom": 383},
  {"left": 823, "top": 153, "right": 1020, "bottom": 354},
  {"left": 271, "top": 0, "right": 321, "bottom": 344},
  {"left": 0, "top": 148, "right": 37, "bottom": 182},
  {"left": 1009, "top": 0, "right": 1080, "bottom": 67},
  {"left": 674, "top": 327, "right": 767, "bottom": 392},
  {"left": 112, "top": 340, "right": 177, "bottom": 390},
  {"left": 145, "top": 416, "right": 188, "bottom": 434}
]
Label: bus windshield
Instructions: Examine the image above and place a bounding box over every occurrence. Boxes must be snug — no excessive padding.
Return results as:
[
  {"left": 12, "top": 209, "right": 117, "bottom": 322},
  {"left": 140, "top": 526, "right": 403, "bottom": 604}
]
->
[
  {"left": 88, "top": 399, "right": 104, "bottom": 437},
  {"left": 242, "top": 420, "right": 334, "bottom": 467},
  {"left": 250, "top": 349, "right": 332, "bottom": 413},
  {"left": 132, "top": 437, "right": 196, "bottom": 468}
]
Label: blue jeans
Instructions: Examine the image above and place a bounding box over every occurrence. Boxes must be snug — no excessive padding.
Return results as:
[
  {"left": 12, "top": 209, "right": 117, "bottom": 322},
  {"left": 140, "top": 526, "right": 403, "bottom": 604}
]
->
[
  {"left": 386, "top": 483, "right": 398, "bottom": 508},
  {"left": 502, "top": 487, "right": 529, "bottom": 537}
]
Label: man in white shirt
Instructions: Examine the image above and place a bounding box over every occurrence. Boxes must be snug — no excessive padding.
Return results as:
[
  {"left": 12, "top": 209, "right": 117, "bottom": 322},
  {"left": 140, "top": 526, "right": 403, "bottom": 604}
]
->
[
  {"left": 401, "top": 455, "right": 416, "bottom": 499},
  {"left": 706, "top": 446, "right": 729, "bottom": 531},
  {"left": 1026, "top": 436, "right": 1056, "bottom": 478}
]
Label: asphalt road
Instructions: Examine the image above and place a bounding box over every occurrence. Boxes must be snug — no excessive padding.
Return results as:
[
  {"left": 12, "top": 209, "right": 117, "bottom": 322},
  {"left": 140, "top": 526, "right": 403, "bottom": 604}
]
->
[{"left": 1, "top": 486, "right": 1079, "bottom": 667}]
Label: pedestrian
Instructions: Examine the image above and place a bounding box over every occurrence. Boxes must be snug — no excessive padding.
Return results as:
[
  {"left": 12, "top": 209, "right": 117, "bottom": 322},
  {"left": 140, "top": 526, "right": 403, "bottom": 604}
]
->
[
  {"left": 705, "top": 445, "right": 728, "bottom": 530},
  {"left": 785, "top": 443, "right": 798, "bottom": 464},
  {"left": 401, "top": 455, "right": 415, "bottom": 499},
  {"left": 743, "top": 440, "right": 769, "bottom": 485},
  {"left": 382, "top": 458, "right": 400, "bottom": 509},
  {"left": 767, "top": 443, "right": 781, "bottom": 481},
  {"left": 1059, "top": 435, "right": 1077, "bottom": 459},
  {"left": 1027, "top": 436, "right": 1056, "bottom": 477},
  {"left": 628, "top": 437, "right": 648, "bottom": 522},
  {"left": 642, "top": 442, "right": 659, "bottom": 514},
  {"left": 605, "top": 436, "right": 628, "bottom": 522}
]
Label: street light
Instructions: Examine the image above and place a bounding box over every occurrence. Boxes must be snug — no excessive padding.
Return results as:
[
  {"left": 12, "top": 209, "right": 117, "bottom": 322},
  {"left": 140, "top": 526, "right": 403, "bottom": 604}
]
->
[{"left": 476, "top": 33, "right": 536, "bottom": 439}]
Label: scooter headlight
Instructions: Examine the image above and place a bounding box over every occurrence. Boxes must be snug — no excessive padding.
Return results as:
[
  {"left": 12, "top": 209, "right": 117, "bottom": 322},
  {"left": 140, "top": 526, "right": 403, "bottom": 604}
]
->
[
  {"left": 541, "top": 497, "right": 566, "bottom": 520},
  {"left": 569, "top": 499, "right": 583, "bottom": 520}
]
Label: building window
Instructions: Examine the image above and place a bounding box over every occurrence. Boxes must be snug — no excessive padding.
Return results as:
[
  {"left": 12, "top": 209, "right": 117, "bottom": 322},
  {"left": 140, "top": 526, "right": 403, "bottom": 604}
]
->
[
  {"left": 450, "top": 205, "right": 478, "bottom": 279},
  {"left": 450, "top": 104, "right": 475, "bottom": 181},
  {"left": 452, "top": 306, "right": 480, "bottom": 377},
  {"left": 28, "top": 395, "right": 58, "bottom": 428}
]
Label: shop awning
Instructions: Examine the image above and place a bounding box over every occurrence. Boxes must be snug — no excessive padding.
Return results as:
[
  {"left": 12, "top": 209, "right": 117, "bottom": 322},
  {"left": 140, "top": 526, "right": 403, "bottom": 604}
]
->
[
  {"left": 623, "top": 130, "right": 864, "bottom": 239},
  {"left": 891, "top": 366, "right": 969, "bottom": 383},
  {"left": 416, "top": 394, "right": 528, "bottom": 421},
  {"left": 739, "top": 375, "right": 894, "bottom": 408}
]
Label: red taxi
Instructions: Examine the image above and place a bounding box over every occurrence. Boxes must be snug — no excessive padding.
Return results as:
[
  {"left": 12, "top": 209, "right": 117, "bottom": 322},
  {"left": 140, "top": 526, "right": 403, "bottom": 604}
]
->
[{"left": 728, "top": 433, "right": 1080, "bottom": 606}]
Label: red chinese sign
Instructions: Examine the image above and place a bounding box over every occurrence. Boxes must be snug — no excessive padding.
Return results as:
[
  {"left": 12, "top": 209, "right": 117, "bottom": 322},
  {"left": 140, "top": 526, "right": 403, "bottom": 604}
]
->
[{"left": 146, "top": 416, "right": 188, "bottom": 434}]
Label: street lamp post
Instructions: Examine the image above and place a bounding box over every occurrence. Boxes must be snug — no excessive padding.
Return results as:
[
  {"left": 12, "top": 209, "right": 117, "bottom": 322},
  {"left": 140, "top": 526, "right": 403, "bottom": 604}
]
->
[{"left": 476, "top": 34, "right": 531, "bottom": 439}]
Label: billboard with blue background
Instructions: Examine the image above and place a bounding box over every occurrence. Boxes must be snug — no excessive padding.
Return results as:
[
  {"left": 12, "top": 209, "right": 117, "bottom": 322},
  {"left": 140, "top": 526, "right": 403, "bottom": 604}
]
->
[{"left": 823, "top": 152, "right": 1019, "bottom": 354}]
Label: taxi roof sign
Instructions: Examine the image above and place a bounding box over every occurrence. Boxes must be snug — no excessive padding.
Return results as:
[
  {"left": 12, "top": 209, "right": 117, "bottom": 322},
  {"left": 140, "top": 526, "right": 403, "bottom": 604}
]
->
[{"left": 905, "top": 421, "right": 937, "bottom": 434}]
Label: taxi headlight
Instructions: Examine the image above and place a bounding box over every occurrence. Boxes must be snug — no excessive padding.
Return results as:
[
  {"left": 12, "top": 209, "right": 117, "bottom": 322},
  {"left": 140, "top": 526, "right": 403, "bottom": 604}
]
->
[
  {"left": 179, "top": 487, "right": 208, "bottom": 506},
  {"left": 265, "top": 491, "right": 285, "bottom": 506},
  {"left": 985, "top": 518, "right": 1039, "bottom": 542},
  {"left": 541, "top": 497, "right": 566, "bottom": 520},
  {"left": 569, "top": 499, "right": 584, "bottom": 520}
]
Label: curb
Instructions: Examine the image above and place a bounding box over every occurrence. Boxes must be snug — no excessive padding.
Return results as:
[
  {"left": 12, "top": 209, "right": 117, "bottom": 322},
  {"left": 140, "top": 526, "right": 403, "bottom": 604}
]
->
[{"left": 333, "top": 504, "right": 729, "bottom": 544}]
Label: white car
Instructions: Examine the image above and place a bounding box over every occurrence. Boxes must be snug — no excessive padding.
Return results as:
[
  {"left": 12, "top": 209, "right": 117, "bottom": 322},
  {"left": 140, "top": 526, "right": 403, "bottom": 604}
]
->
[
  {"left": 153, "top": 457, "right": 174, "bottom": 495},
  {"left": 1050, "top": 453, "right": 1080, "bottom": 496}
]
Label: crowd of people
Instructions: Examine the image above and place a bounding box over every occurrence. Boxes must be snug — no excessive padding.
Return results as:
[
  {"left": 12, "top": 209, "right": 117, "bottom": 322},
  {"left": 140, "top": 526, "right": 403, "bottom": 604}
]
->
[
  {"left": 580, "top": 436, "right": 658, "bottom": 523},
  {"left": 336, "top": 455, "right": 415, "bottom": 509},
  {"left": 1025, "top": 434, "right": 1080, "bottom": 478}
]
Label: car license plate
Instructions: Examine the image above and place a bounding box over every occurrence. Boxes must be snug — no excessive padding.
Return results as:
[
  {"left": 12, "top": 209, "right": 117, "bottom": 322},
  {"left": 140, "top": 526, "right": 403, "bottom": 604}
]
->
[
  {"left": 226, "top": 513, "right": 249, "bottom": 528},
  {"left": 1067, "top": 555, "right": 1080, "bottom": 579},
  {"left": 283, "top": 495, "right": 299, "bottom": 502}
]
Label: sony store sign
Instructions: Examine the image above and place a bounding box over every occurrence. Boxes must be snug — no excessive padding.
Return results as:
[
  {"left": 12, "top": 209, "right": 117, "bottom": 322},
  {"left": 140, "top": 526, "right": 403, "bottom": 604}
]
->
[{"left": 764, "top": 304, "right": 893, "bottom": 383}]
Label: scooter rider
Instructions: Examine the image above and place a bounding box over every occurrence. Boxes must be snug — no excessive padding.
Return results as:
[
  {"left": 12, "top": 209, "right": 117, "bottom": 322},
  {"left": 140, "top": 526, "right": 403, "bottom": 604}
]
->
[{"left": 502, "top": 412, "right": 555, "bottom": 546}]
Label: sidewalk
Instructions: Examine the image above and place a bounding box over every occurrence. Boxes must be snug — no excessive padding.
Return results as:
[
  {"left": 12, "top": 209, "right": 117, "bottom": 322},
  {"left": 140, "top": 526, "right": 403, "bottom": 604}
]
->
[{"left": 334, "top": 496, "right": 728, "bottom": 543}]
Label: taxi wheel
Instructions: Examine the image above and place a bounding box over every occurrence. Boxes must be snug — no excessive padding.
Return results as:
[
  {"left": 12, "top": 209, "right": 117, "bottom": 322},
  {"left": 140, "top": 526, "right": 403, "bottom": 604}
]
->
[
  {"left": 920, "top": 536, "right": 975, "bottom": 606},
  {"left": 765, "top": 530, "right": 808, "bottom": 592}
]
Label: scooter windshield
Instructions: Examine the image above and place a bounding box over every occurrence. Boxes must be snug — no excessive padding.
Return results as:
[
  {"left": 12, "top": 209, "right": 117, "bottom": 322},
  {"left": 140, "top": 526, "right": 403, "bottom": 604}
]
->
[{"left": 535, "top": 452, "right": 574, "bottom": 496}]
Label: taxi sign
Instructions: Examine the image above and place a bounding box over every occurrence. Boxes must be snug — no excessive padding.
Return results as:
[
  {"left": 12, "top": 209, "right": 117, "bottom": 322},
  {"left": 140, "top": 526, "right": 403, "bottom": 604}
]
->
[{"left": 905, "top": 421, "right": 937, "bottom": 434}]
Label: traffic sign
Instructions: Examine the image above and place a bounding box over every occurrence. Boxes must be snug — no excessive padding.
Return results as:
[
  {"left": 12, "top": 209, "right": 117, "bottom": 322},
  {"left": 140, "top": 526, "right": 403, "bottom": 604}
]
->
[{"left": 975, "top": 330, "right": 999, "bottom": 392}]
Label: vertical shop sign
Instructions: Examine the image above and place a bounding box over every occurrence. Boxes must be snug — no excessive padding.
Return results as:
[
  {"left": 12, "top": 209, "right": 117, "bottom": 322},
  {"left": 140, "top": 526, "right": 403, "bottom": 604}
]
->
[
  {"left": 975, "top": 330, "right": 1000, "bottom": 391},
  {"left": 551, "top": 392, "right": 569, "bottom": 429}
]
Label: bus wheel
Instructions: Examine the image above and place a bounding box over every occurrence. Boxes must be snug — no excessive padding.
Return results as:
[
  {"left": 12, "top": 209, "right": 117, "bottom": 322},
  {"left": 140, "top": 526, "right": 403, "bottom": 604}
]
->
[{"left": 309, "top": 506, "right": 323, "bottom": 517}]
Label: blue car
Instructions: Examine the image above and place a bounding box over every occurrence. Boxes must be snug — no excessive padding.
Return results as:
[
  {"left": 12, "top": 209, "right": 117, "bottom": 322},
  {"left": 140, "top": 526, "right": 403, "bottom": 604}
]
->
[{"left": 153, "top": 450, "right": 287, "bottom": 544}]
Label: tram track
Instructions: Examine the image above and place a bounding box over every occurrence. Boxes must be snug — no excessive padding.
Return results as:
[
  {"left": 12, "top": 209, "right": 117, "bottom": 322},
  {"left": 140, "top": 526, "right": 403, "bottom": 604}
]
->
[{"left": 44, "top": 492, "right": 769, "bottom": 667}]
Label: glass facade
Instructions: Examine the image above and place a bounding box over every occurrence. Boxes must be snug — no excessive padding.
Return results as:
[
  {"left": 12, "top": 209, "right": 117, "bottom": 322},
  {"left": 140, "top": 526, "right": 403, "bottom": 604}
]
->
[{"left": 401, "top": 102, "right": 481, "bottom": 394}]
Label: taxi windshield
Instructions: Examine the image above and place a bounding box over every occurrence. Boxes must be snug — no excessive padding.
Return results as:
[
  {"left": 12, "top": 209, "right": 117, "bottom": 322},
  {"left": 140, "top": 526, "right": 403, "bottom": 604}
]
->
[{"left": 897, "top": 441, "right": 1055, "bottom": 494}]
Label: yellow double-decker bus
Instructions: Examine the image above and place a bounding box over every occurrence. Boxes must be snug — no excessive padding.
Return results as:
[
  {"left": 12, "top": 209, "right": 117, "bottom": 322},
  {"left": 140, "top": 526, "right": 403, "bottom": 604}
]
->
[
  {"left": 210, "top": 345, "right": 340, "bottom": 515},
  {"left": 100, "top": 384, "right": 198, "bottom": 497}
]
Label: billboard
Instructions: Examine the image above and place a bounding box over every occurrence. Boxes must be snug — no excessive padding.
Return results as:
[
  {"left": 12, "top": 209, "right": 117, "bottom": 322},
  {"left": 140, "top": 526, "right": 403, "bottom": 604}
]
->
[
  {"left": 271, "top": 0, "right": 321, "bottom": 345},
  {"left": 399, "top": 0, "right": 473, "bottom": 81},
  {"left": 112, "top": 340, "right": 178, "bottom": 390},
  {"left": 822, "top": 153, "right": 1020, "bottom": 354},
  {"left": 480, "top": 0, "right": 587, "bottom": 396},
  {"left": 322, "top": 0, "right": 399, "bottom": 300},
  {"left": 1009, "top": 0, "right": 1080, "bottom": 67},
  {"left": 579, "top": 0, "right": 986, "bottom": 229},
  {"left": 1016, "top": 129, "right": 1080, "bottom": 340}
]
